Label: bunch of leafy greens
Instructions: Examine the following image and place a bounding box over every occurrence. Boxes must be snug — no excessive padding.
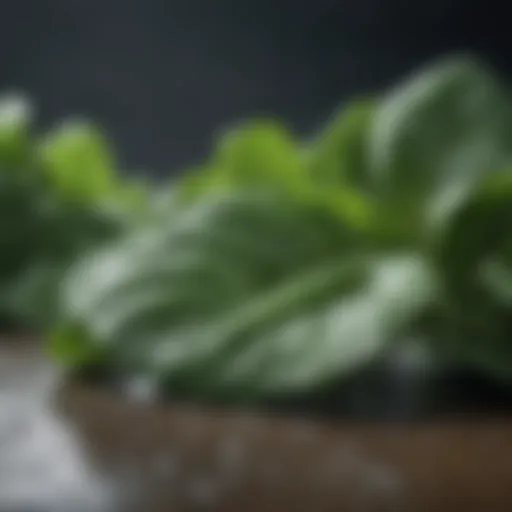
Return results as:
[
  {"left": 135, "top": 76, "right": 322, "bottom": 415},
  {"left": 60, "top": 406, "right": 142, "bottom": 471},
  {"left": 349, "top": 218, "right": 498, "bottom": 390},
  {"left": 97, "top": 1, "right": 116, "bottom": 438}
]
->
[
  {"left": 50, "top": 54, "right": 512, "bottom": 402},
  {"left": 0, "top": 94, "right": 148, "bottom": 331}
]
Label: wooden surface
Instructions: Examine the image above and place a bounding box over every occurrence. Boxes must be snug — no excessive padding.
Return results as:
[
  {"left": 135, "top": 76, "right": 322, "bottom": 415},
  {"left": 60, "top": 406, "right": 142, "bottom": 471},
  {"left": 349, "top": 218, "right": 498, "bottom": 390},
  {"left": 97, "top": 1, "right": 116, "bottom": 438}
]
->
[{"left": 2, "top": 343, "right": 512, "bottom": 511}]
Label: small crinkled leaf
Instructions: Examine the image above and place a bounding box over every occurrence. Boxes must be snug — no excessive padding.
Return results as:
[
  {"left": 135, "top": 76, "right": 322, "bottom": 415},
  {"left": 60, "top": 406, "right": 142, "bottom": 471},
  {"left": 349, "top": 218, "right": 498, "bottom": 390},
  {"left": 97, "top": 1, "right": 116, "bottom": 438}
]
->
[
  {"left": 178, "top": 120, "right": 312, "bottom": 208},
  {"left": 39, "top": 119, "right": 117, "bottom": 202},
  {"left": 212, "top": 119, "right": 305, "bottom": 190},
  {"left": 179, "top": 120, "right": 305, "bottom": 204},
  {"left": 56, "top": 193, "right": 436, "bottom": 400}
]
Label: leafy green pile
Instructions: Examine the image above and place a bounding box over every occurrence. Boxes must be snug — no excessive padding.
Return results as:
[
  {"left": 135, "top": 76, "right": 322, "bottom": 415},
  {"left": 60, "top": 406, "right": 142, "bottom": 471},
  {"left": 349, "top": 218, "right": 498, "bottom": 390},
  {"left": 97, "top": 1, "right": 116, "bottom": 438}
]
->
[
  {"left": 0, "top": 94, "right": 148, "bottom": 330},
  {"left": 7, "top": 54, "right": 512, "bottom": 402}
]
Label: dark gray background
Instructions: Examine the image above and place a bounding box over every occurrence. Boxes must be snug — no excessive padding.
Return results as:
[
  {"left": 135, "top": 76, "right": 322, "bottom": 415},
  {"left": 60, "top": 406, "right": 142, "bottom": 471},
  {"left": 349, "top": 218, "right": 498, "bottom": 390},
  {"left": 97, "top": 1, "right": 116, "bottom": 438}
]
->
[{"left": 1, "top": 0, "right": 509, "bottom": 178}]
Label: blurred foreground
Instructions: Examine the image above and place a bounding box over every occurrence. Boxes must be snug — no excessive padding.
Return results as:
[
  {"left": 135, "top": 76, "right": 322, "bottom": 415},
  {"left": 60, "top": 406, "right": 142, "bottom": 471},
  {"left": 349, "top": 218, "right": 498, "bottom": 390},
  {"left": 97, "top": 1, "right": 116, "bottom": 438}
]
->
[{"left": 2, "top": 342, "right": 512, "bottom": 512}]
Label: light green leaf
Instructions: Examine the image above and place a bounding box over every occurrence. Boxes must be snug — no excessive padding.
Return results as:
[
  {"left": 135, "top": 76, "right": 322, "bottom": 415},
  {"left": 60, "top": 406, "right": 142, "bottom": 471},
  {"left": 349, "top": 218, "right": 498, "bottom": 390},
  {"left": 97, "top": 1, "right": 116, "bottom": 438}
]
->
[
  {"left": 180, "top": 118, "right": 375, "bottom": 233},
  {"left": 39, "top": 120, "right": 117, "bottom": 202},
  {"left": 179, "top": 120, "right": 306, "bottom": 204},
  {"left": 212, "top": 119, "right": 305, "bottom": 191}
]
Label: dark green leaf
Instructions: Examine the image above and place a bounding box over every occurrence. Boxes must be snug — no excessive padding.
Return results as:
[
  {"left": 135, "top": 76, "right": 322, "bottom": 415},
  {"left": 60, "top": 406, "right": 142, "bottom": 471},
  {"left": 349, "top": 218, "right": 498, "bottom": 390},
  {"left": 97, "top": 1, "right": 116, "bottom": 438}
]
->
[
  {"left": 369, "top": 55, "right": 512, "bottom": 219},
  {"left": 428, "top": 170, "right": 512, "bottom": 379}
]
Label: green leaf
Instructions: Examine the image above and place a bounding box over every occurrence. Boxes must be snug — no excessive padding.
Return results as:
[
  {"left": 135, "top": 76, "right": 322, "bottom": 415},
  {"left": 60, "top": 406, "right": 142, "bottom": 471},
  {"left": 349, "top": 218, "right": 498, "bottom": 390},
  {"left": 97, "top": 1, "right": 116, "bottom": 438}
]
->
[
  {"left": 179, "top": 119, "right": 376, "bottom": 234},
  {"left": 435, "top": 170, "right": 512, "bottom": 305},
  {"left": 480, "top": 258, "right": 512, "bottom": 306},
  {"left": 369, "top": 55, "right": 512, "bottom": 217},
  {"left": 210, "top": 252, "right": 436, "bottom": 397},
  {"left": 3, "top": 262, "right": 63, "bottom": 329},
  {"left": 49, "top": 322, "right": 106, "bottom": 369},
  {"left": 56, "top": 193, "right": 436, "bottom": 400},
  {"left": 303, "top": 99, "right": 379, "bottom": 234},
  {"left": 308, "top": 98, "right": 375, "bottom": 190},
  {"left": 0, "top": 98, "right": 135, "bottom": 329},
  {"left": 39, "top": 120, "right": 117, "bottom": 202},
  {"left": 178, "top": 120, "right": 308, "bottom": 207},
  {"left": 427, "top": 170, "right": 512, "bottom": 380},
  {"left": 2, "top": 198, "right": 125, "bottom": 329},
  {"left": 212, "top": 119, "right": 305, "bottom": 190}
]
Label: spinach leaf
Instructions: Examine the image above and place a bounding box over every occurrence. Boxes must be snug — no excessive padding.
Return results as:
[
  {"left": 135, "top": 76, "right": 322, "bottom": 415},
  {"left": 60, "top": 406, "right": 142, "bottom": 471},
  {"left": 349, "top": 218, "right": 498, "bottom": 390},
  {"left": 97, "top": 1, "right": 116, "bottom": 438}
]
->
[
  {"left": 178, "top": 120, "right": 306, "bottom": 203},
  {"left": 428, "top": 170, "right": 512, "bottom": 379},
  {"left": 178, "top": 119, "right": 375, "bottom": 235},
  {"left": 0, "top": 98, "right": 136, "bottom": 329},
  {"left": 308, "top": 98, "right": 375, "bottom": 191},
  {"left": 46, "top": 54, "right": 512, "bottom": 396},
  {"left": 38, "top": 120, "right": 117, "bottom": 202},
  {"left": 55, "top": 193, "right": 436, "bottom": 400},
  {"left": 369, "top": 55, "right": 512, "bottom": 240}
]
